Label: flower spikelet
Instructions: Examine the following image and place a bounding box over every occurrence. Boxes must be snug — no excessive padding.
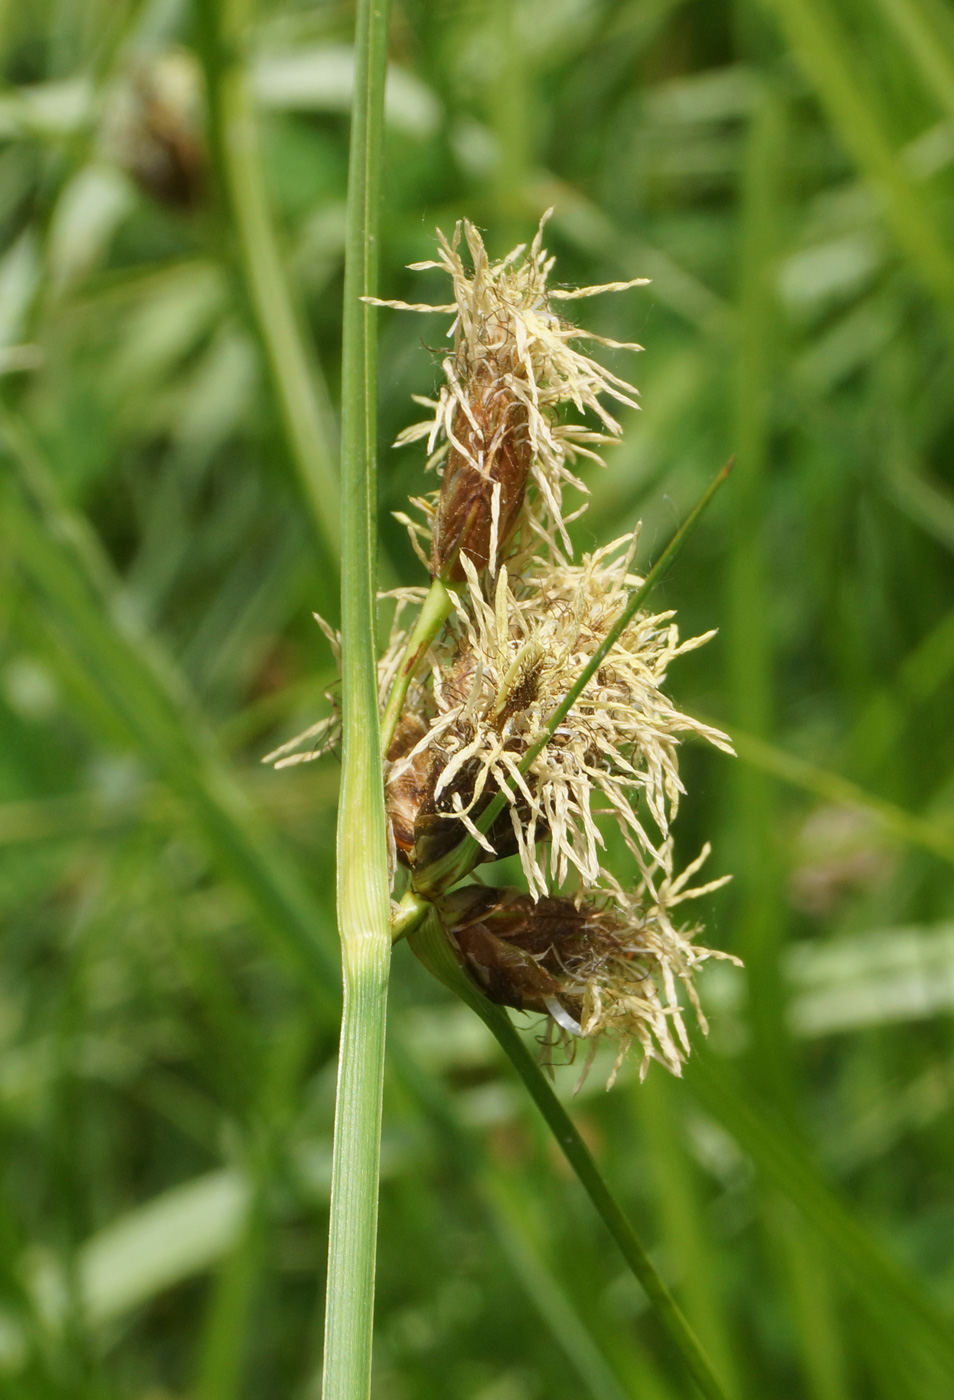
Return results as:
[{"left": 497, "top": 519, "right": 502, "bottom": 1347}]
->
[
  {"left": 385, "top": 535, "right": 733, "bottom": 899},
  {"left": 439, "top": 849, "right": 738, "bottom": 1083},
  {"left": 367, "top": 211, "right": 648, "bottom": 574}
]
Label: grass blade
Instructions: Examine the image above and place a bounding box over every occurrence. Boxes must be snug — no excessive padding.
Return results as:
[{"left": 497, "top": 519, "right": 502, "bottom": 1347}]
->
[
  {"left": 761, "top": 0, "right": 954, "bottom": 337},
  {"left": 194, "top": 0, "right": 341, "bottom": 567},
  {"left": 720, "top": 725, "right": 954, "bottom": 869},
  {"left": 0, "top": 414, "right": 339, "bottom": 1012},
  {"left": 873, "top": 0, "right": 954, "bottom": 126},
  {"left": 685, "top": 1052, "right": 954, "bottom": 1392}
]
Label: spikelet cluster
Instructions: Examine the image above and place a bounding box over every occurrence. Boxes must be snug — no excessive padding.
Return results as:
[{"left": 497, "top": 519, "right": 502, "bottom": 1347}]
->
[
  {"left": 367, "top": 212, "right": 647, "bottom": 573},
  {"left": 274, "top": 214, "right": 737, "bottom": 1082}
]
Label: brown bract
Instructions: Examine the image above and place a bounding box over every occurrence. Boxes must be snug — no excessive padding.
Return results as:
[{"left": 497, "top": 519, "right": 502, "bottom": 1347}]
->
[
  {"left": 431, "top": 363, "right": 531, "bottom": 581},
  {"left": 384, "top": 696, "right": 530, "bottom": 874},
  {"left": 384, "top": 713, "right": 430, "bottom": 860},
  {"left": 439, "top": 885, "right": 603, "bottom": 1016}
]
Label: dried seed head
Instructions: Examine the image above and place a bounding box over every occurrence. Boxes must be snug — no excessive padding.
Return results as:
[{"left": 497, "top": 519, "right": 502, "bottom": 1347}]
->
[
  {"left": 366, "top": 212, "right": 649, "bottom": 571},
  {"left": 105, "top": 51, "right": 206, "bottom": 211}
]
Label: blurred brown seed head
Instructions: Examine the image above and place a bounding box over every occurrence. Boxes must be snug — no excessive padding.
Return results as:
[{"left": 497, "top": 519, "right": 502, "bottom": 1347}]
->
[{"left": 106, "top": 52, "right": 207, "bottom": 212}]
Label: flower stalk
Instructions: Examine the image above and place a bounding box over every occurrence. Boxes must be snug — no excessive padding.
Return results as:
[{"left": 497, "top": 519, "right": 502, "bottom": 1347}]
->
[{"left": 379, "top": 577, "right": 453, "bottom": 754}]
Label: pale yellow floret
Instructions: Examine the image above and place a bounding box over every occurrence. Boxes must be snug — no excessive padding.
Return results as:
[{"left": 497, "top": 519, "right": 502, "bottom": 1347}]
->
[{"left": 575, "top": 853, "right": 738, "bottom": 1084}]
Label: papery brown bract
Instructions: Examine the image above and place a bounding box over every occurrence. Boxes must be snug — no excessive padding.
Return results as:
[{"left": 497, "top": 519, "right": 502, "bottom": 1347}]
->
[
  {"left": 439, "top": 885, "right": 605, "bottom": 1016},
  {"left": 384, "top": 713, "right": 430, "bottom": 860},
  {"left": 431, "top": 363, "right": 532, "bottom": 581},
  {"left": 386, "top": 729, "right": 528, "bottom": 873}
]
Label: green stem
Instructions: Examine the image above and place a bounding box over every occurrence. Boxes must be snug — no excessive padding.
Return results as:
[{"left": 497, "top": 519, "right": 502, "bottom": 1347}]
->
[
  {"left": 380, "top": 577, "right": 453, "bottom": 754},
  {"left": 323, "top": 1, "right": 393, "bottom": 1397},
  {"left": 408, "top": 909, "right": 731, "bottom": 1400},
  {"left": 390, "top": 888, "right": 431, "bottom": 944},
  {"left": 195, "top": 0, "right": 341, "bottom": 565},
  {"left": 413, "top": 459, "right": 733, "bottom": 896}
]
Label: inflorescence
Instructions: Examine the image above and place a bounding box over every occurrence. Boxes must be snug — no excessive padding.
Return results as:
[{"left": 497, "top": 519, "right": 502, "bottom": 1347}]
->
[{"left": 269, "top": 212, "right": 738, "bottom": 1085}]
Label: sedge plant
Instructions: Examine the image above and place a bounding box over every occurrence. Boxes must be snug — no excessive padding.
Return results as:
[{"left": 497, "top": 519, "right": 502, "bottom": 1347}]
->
[
  {"left": 306, "top": 6, "right": 738, "bottom": 1395},
  {"left": 3, "top": 2, "right": 954, "bottom": 1395}
]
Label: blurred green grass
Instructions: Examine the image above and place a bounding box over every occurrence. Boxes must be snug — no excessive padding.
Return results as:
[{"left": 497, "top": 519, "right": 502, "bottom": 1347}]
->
[{"left": 1, "top": 1, "right": 954, "bottom": 1396}]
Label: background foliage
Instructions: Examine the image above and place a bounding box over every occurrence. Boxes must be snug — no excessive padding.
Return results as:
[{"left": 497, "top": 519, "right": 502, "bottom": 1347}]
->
[{"left": 1, "top": 0, "right": 954, "bottom": 1396}]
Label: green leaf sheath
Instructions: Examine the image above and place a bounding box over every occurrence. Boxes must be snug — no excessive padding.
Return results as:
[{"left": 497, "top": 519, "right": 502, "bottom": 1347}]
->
[{"left": 322, "top": 1, "right": 393, "bottom": 1398}]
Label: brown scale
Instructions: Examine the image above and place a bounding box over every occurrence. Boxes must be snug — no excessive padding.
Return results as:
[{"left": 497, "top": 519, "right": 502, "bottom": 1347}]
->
[
  {"left": 492, "top": 656, "right": 542, "bottom": 733},
  {"left": 386, "top": 714, "right": 519, "bottom": 872},
  {"left": 441, "top": 646, "right": 480, "bottom": 709},
  {"left": 386, "top": 646, "right": 546, "bottom": 874},
  {"left": 385, "top": 713, "right": 431, "bottom": 860},
  {"left": 438, "top": 886, "right": 621, "bottom": 1016},
  {"left": 410, "top": 756, "right": 528, "bottom": 873},
  {"left": 431, "top": 361, "right": 531, "bottom": 582}
]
